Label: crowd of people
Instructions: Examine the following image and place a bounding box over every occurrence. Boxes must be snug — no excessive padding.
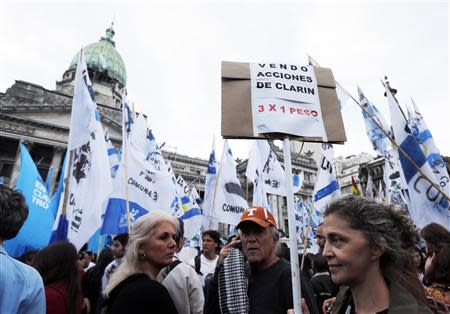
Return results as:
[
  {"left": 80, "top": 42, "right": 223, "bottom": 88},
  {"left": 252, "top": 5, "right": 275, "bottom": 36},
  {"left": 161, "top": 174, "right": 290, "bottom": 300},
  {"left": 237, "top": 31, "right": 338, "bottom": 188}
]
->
[{"left": 1, "top": 184, "right": 449, "bottom": 314}]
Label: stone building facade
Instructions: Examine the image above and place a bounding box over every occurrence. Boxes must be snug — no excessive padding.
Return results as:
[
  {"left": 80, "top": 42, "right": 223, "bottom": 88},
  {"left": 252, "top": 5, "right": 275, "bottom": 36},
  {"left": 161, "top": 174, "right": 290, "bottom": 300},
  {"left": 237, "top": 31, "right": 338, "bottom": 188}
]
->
[{"left": 0, "top": 25, "right": 319, "bottom": 236}]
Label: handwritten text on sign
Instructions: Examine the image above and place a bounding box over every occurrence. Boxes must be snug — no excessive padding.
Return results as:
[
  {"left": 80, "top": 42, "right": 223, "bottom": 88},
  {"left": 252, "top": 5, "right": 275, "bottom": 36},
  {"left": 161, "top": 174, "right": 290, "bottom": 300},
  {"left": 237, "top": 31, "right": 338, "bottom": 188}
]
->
[{"left": 250, "top": 63, "right": 327, "bottom": 140}]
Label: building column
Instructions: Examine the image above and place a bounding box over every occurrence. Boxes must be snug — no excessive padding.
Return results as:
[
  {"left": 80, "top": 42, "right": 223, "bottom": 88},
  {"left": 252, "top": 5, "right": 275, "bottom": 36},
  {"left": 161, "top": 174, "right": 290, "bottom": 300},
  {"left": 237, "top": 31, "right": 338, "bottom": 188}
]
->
[
  {"left": 47, "top": 147, "right": 65, "bottom": 195},
  {"left": 9, "top": 140, "right": 33, "bottom": 187}
]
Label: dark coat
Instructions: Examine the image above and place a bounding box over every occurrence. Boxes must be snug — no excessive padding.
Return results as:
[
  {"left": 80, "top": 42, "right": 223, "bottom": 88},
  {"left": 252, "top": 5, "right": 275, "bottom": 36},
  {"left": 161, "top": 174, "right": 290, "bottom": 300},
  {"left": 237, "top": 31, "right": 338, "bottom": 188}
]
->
[{"left": 332, "top": 281, "right": 433, "bottom": 314}]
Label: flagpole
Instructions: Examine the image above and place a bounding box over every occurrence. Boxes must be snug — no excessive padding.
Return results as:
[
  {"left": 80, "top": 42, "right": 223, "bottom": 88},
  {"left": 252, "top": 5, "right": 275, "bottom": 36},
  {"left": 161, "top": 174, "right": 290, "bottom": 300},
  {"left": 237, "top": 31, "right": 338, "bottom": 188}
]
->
[
  {"left": 209, "top": 140, "right": 226, "bottom": 230},
  {"left": 123, "top": 108, "right": 132, "bottom": 234},
  {"left": 282, "top": 138, "right": 302, "bottom": 314},
  {"left": 61, "top": 150, "right": 74, "bottom": 218}
]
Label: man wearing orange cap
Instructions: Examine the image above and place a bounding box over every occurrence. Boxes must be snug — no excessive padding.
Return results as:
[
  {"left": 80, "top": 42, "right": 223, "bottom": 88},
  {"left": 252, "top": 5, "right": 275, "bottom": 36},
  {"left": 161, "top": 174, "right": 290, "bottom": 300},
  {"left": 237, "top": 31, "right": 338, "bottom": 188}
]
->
[{"left": 204, "top": 206, "right": 319, "bottom": 314}]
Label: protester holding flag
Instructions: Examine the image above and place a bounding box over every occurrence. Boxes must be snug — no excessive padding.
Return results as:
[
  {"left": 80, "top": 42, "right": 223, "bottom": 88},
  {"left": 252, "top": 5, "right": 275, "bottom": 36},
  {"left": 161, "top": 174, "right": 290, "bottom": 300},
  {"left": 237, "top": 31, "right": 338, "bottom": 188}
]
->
[
  {"left": 33, "top": 241, "right": 87, "bottom": 314},
  {"left": 322, "top": 196, "right": 431, "bottom": 314},
  {"left": 102, "top": 212, "right": 178, "bottom": 314},
  {"left": 0, "top": 185, "right": 45, "bottom": 314}
]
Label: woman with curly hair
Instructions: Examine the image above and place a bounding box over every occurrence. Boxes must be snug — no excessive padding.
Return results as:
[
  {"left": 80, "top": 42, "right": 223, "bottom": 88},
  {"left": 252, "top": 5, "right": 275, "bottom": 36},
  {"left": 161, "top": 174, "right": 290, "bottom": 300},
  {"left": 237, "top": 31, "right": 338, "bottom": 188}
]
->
[
  {"left": 420, "top": 223, "right": 450, "bottom": 313},
  {"left": 321, "top": 195, "right": 432, "bottom": 314}
]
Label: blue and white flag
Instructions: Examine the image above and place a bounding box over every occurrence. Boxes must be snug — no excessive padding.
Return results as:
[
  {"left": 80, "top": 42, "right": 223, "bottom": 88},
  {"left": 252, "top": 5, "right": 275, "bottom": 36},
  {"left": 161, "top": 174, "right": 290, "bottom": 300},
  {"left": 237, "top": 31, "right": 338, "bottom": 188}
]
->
[
  {"left": 191, "top": 186, "right": 203, "bottom": 208},
  {"left": 246, "top": 140, "right": 286, "bottom": 196},
  {"left": 313, "top": 144, "right": 341, "bottom": 213},
  {"left": 358, "top": 87, "right": 392, "bottom": 155},
  {"left": 105, "top": 131, "right": 120, "bottom": 178},
  {"left": 211, "top": 140, "right": 248, "bottom": 226},
  {"left": 175, "top": 175, "right": 202, "bottom": 239},
  {"left": 202, "top": 138, "right": 219, "bottom": 230},
  {"left": 52, "top": 50, "right": 113, "bottom": 250},
  {"left": 358, "top": 87, "right": 409, "bottom": 209},
  {"left": 409, "top": 98, "right": 450, "bottom": 204},
  {"left": 386, "top": 89, "right": 449, "bottom": 229},
  {"left": 101, "top": 103, "right": 177, "bottom": 235},
  {"left": 4, "top": 144, "right": 53, "bottom": 257}
]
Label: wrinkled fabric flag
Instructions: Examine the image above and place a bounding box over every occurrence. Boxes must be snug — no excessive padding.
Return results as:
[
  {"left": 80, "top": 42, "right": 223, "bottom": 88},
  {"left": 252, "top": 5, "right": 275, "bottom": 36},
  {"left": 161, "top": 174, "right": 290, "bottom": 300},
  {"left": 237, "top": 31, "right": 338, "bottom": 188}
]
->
[
  {"left": 202, "top": 138, "right": 219, "bottom": 230},
  {"left": 175, "top": 175, "right": 202, "bottom": 240},
  {"left": 386, "top": 89, "right": 449, "bottom": 229},
  {"left": 4, "top": 144, "right": 54, "bottom": 257},
  {"left": 358, "top": 87, "right": 409, "bottom": 210},
  {"left": 409, "top": 98, "right": 450, "bottom": 206},
  {"left": 105, "top": 130, "right": 120, "bottom": 178},
  {"left": 246, "top": 140, "right": 286, "bottom": 196},
  {"left": 212, "top": 141, "right": 248, "bottom": 226},
  {"left": 102, "top": 103, "right": 177, "bottom": 235},
  {"left": 52, "top": 50, "right": 113, "bottom": 250},
  {"left": 313, "top": 144, "right": 341, "bottom": 213}
]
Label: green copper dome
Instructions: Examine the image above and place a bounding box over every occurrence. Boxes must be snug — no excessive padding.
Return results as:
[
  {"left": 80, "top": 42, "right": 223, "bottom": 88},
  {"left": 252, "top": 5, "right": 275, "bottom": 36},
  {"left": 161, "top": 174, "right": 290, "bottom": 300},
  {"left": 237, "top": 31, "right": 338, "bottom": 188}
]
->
[{"left": 69, "top": 26, "right": 127, "bottom": 85}]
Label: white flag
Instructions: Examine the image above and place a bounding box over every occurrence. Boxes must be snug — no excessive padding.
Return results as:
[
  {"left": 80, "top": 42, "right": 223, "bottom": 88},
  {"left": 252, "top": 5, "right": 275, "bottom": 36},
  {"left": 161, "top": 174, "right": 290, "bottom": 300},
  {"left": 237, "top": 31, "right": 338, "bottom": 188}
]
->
[
  {"left": 202, "top": 138, "right": 219, "bottom": 230},
  {"left": 212, "top": 140, "right": 248, "bottom": 226},
  {"left": 104, "top": 130, "right": 120, "bottom": 178},
  {"left": 386, "top": 89, "right": 449, "bottom": 229},
  {"left": 62, "top": 50, "right": 113, "bottom": 250},
  {"left": 246, "top": 140, "right": 286, "bottom": 196},
  {"left": 313, "top": 144, "right": 341, "bottom": 213},
  {"left": 409, "top": 98, "right": 450, "bottom": 202},
  {"left": 175, "top": 175, "right": 202, "bottom": 240},
  {"left": 101, "top": 101, "right": 177, "bottom": 235},
  {"left": 358, "top": 88, "right": 409, "bottom": 209},
  {"left": 365, "top": 174, "right": 376, "bottom": 199}
]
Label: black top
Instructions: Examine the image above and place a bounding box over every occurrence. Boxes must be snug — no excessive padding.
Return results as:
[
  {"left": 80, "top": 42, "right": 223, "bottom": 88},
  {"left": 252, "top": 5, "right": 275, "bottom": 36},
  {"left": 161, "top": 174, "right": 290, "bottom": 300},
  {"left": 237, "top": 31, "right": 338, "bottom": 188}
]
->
[
  {"left": 247, "top": 258, "right": 319, "bottom": 314},
  {"left": 204, "top": 258, "right": 319, "bottom": 314},
  {"left": 104, "top": 273, "right": 178, "bottom": 314},
  {"left": 310, "top": 272, "right": 339, "bottom": 310}
]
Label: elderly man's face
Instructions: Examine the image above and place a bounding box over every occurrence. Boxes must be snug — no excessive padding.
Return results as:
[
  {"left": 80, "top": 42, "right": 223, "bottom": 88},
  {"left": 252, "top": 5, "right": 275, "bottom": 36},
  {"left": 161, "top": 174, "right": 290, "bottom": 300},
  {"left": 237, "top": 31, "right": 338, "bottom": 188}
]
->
[{"left": 240, "top": 222, "right": 278, "bottom": 266}]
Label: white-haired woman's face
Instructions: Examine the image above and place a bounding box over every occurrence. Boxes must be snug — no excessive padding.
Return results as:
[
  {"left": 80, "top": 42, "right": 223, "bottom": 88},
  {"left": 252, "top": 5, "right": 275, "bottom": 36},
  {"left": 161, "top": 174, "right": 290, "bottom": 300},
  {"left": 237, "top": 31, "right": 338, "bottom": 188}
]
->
[{"left": 139, "top": 221, "right": 177, "bottom": 270}]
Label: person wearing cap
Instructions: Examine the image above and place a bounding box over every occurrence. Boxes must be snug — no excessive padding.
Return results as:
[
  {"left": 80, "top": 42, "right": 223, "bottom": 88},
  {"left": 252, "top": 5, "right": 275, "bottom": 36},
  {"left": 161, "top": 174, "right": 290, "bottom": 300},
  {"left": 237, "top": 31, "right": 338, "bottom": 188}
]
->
[{"left": 204, "top": 206, "right": 319, "bottom": 314}]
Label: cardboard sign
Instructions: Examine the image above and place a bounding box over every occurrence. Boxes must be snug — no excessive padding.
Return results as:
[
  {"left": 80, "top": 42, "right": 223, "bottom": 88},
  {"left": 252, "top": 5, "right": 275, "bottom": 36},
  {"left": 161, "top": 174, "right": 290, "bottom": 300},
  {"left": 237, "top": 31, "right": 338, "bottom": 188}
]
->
[{"left": 221, "top": 61, "right": 346, "bottom": 143}]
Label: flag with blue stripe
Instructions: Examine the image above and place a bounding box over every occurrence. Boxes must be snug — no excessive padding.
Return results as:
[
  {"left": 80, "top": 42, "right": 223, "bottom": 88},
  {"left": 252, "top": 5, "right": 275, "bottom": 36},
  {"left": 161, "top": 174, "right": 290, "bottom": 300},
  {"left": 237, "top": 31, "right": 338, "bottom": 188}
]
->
[
  {"left": 387, "top": 89, "right": 449, "bottom": 229},
  {"left": 175, "top": 175, "right": 202, "bottom": 239},
  {"left": 54, "top": 49, "right": 113, "bottom": 250},
  {"left": 409, "top": 98, "right": 450, "bottom": 208},
  {"left": 313, "top": 144, "right": 341, "bottom": 213},
  {"left": 4, "top": 144, "right": 54, "bottom": 257},
  {"left": 101, "top": 104, "right": 177, "bottom": 235}
]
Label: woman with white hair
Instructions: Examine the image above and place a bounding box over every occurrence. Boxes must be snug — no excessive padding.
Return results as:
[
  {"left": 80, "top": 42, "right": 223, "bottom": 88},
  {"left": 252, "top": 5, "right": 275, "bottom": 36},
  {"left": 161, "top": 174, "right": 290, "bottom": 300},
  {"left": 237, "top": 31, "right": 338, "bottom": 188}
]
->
[{"left": 102, "top": 211, "right": 179, "bottom": 314}]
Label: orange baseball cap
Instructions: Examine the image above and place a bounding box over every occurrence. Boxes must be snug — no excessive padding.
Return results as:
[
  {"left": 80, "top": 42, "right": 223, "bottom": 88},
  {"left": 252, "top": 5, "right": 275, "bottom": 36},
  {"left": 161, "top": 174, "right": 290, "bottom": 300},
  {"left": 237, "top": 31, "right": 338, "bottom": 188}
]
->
[{"left": 237, "top": 206, "right": 277, "bottom": 229}]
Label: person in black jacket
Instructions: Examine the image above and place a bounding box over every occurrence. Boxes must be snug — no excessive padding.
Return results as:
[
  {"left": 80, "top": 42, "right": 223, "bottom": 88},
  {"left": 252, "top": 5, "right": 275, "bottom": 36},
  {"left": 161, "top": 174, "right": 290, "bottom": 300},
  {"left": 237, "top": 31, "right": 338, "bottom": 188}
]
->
[
  {"left": 204, "top": 206, "right": 319, "bottom": 314},
  {"left": 102, "top": 211, "right": 179, "bottom": 314}
]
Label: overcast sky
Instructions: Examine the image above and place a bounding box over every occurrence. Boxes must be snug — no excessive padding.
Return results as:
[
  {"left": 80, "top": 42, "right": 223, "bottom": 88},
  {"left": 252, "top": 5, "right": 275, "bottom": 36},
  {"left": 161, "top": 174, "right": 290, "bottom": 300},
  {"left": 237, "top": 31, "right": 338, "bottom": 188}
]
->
[{"left": 1, "top": 0, "right": 448, "bottom": 162}]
